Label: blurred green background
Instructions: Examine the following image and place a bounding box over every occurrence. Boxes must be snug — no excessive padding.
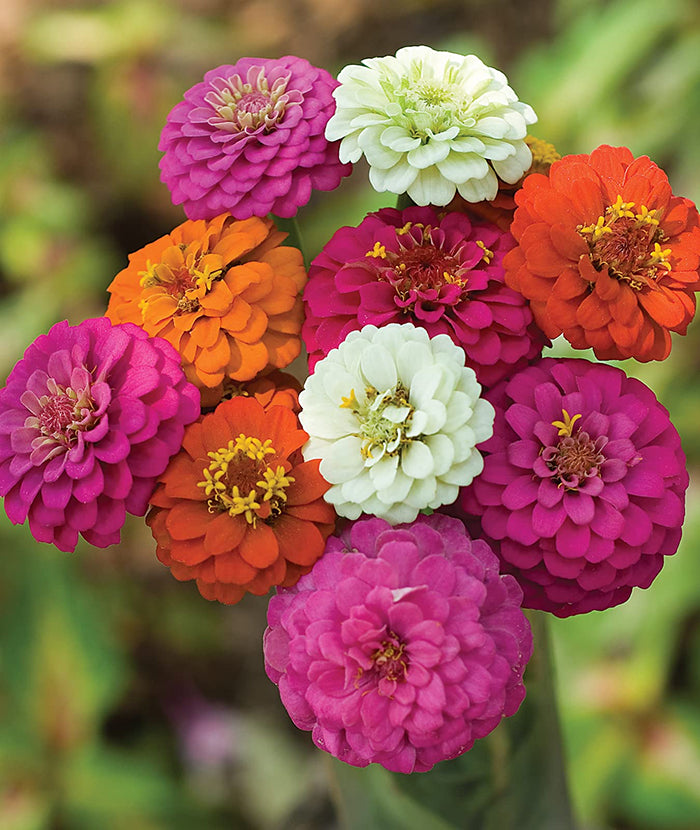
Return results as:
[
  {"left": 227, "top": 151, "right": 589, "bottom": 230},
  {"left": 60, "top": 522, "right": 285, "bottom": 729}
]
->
[{"left": 1, "top": 0, "right": 700, "bottom": 827}]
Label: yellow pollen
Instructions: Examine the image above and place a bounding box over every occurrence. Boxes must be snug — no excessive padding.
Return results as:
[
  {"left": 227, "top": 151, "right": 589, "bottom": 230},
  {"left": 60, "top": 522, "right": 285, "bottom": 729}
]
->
[
  {"left": 340, "top": 389, "right": 359, "bottom": 410},
  {"left": 525, "top": 136, "right": 561, "bottom": 169},
  {"left": 649, "top": 242, "right": 672, "bottom": 270},
  {"left": 635, "top": 205, "right": 659, "bottom": 227},
  {"left": 257, "top": 466, "right": 295, "bottom": 502},
  {"left": 579, "top": 215, "right": 612, "bottom": 239},
  {"left": 443, "top": 271, "right": 466, "bottom": 287},
  {"left": 366, "top": 242, "right": 387, "bottom": 259},
  {"left": 232, "top": 434, "right": 275, "bottom": 460},
  {"left": 551, "top": 409, "right": 582, "bottom": 437},
  {"left": 396, "top": 222, "right": 414, "bottom": 235},
  {"left": 475, "top": 239, "right": 494, "bottom": 263},
  {"left": 608, "top": 195, "right": 636, "bottom": 220}
]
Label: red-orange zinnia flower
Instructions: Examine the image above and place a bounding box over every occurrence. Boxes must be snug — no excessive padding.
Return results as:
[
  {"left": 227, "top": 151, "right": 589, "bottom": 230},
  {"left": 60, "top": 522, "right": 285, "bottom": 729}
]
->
[
  {"left": 504, "top": 145, "right": 700, "bottom": 361},
  {"left": 202, "top": 369, "right": 302, "bottom": 413},
  {"left": 106, "top": 213, "right": 306, "bottom": 390},
  {"left": 147, "top": 396, "right": 335, "bottom": 605}
]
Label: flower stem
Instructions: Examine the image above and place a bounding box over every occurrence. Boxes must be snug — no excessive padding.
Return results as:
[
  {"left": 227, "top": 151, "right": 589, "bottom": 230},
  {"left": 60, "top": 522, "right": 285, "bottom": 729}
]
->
[{"left": 272, "top": 215, "right": 306, "bottom": 266}]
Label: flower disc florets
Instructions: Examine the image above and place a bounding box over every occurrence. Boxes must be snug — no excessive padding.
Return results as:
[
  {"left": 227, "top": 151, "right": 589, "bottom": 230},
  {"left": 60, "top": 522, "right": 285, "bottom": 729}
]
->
[
  {"left": 303, "top": 206, "right": 548, "bottom": 388},
  {"left": 264, "top": 514, "right": 532, "bottom": 773},
  {"left": 0, "top": 318, "right": 200, "bottom": 551},
  {"left": 326, "top": 46, "right": 537, "bottom": 205},
  {"left": 298, "top": 323, "right": 494, "bottom": 523},
  {"left": 454, "top": 358, "right": 689, "bottom": 616},
  {"left": 159, "top": 57, "right": 351, "bottom": 220}
]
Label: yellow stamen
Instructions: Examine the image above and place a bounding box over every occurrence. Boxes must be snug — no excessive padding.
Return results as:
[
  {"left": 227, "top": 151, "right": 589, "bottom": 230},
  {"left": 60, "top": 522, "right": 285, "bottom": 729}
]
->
[
  {"left": 366, "top": 242, "right": 387, "bottom": 259},
  {"left": 648, "top": 242, "right": 672, "bottom": 270},
  {"left": 607, "top": 195, "right": 635, "bottom": 219},
  {"left": 475, "top": 239, "right": 494, "bottom": 263},
  {"left": 340, "top": 389, "right": 359, "bottom": 410},
  {"left": 551, "top": 409, "right": 582, "bottom": 437},
  {"left": 257, "top": 466, "right": 295, "bottom": 502}
]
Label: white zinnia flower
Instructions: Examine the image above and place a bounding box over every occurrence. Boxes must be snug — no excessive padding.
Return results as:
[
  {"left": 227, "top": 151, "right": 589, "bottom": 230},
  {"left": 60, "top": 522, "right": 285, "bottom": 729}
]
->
[
  {"left": 325, "top": 45, "right": 537, "bottom": 205},
  {"left": 298, "top": 323, "right": 494, "bottom": 524}
]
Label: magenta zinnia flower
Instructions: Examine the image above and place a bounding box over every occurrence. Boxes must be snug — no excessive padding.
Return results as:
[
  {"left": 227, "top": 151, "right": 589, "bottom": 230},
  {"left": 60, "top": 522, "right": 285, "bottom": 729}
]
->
[
  {"left": 264, "top": 513, "right": 532, "bottom": 773},
  {"left": 454, "top": 358, "right": 688, "bottom": 617},
  {"left": 302, "top": 206, "right": 548, "bottom": 389},
  {"left": 158, "top": 57, "right": 351, "bottom": 220},
  {"left": 0, "top": 318, "right": 200, "bottom": 552}
]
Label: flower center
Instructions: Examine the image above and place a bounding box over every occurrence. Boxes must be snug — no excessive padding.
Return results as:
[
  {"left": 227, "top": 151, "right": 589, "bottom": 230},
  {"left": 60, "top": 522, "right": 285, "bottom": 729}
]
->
[
  {"left": 204, "top": 68, "right": 300, "bottom": 133},
  {"left": 542, "top": 409, "right": 606, "bottom": 490},
  {"left": 138, "top": 243, "right": 223, "bottom": 315},
  {"left": 371, "top": 631, "right": 409, "bottom": 682},
  {"left": 23, "top": 377, "right": 99, "bottom": 451},
  {"left": 363, "top": 222, "right": 492, "bottom": 307},
  {"left": 578, "top": 195, "right": 671, "bottom": 290},
  {"left": 197, "top": 434, "right": 294, "bottom": 525},
  {"left": 341, "top": 384, "right": 416, "bottom": 462}
]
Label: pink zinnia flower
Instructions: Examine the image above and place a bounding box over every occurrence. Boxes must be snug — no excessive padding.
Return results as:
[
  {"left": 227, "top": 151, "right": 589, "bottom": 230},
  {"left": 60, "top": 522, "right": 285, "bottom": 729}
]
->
[
  {"left": 158, "top": 57, "right": 351, "bottom": 220},
  {"left": 0, "top": 318, "right": 200, "bottom": 551},
  {"left": 454, "top": 358, "right": 688, "bottom": 617},
  {"left": 302, "top": 206, "right": 548, "bottom": 389},
  {"left": 264, "top": 513, "right": 532, "bottom": 773}
]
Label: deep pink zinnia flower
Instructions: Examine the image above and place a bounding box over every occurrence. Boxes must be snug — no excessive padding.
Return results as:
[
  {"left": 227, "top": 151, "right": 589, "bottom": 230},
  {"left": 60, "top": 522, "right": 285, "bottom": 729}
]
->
[
  {"left": 453, "top": 358, "right": 688, "bottom": 617},
  {"left": 302, "top": 206, "right": 548, "bottom": 389},
  {"left": 158, "top": 57, "right": 351, "bottom": 220},
  {"left": 264, "top": 514, "right": 532, "bottom": 773},
  {"left": 0, "top": 318, "right": 200, "bottom": 552}
]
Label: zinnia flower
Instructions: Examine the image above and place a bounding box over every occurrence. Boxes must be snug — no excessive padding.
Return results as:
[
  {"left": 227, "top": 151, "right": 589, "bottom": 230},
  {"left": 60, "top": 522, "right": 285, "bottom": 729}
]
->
[
  {"left": 106, "top": 213, "right": 306, "bottom": 391},
  {"left": 298, "top": 323, "right": 494, "bottom": 523},
  {"left": 504, "top": 145, "right": 700, "bottom": 361},
  {"left": 454, "top": 358, "right": 688, "bottom": 617},
  {"left": 302, "top": 206, "right": 548, "bottom": 388},
  {"left": 264, "top": 513, "right": 532, "bottom": 773},
  {"left": 0, "top": 318, "right": 200, "bottom": 552},
  {"left": 325, "top": 46, "right": 537, "bottom": 205},
  {"left": 147, "top": 396, "right": 336, "bottom": 605},
  {"left": 158, "top": 56, "right": 351, "bottom": 220}
]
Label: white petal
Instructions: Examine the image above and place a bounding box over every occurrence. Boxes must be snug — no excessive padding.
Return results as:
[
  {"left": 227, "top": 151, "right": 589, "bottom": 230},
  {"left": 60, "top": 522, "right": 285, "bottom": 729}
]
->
[
  {"left": 429, "top": 481, "right": 459, "bottom": 509},
  {"left": 436, "top": 152, "right": 489, "bottom": 183},
  {"left": 414, "top": 400, "right": 447, "bottom": 435},
  {"left": 470, "top": 398, "right": 496, "bottom": 443},
  {"left": 360, "top": 344, "right": 397, "bottom": 390},
  {"left": 401, "top": 440, "right": 434, "bottom": 478},
  {"left": 380, "top": 126, "right": 421, "bottom": 152},
  {"left": 442, "top": 391, "right": 474, "bottom": 433},
  {"left": 439, "top": 451, "right": 484, "bottom": 486},
  {"left": 396, "top": 340, "right": 433, "bottom": 387},
  {"left": 369, "top": 161, "right": 418, "bottom": 195},
  {"left": 376, "top": 468, "right": 413, "bottom": 504},
  {"left": 493, "top": 141, "right": 532, "bottom": 183},
  {"left": 426, "top": 433, "right": 456, "bottom": 475},
  {"left": 318, "top": 435, "right": 365, "bottom": 483},
  {"left": 377, "top": 501, "right": 420, "bottom": 525},
  {"left": 404, "top": 475, "right": 438, "bottom": 508},
  {"left": 406, "top": 141, "right": 451, "bottom": 169},
  {"left": 369, "top": 454, "right": 399, "bottom": 490},
  {"left": 456, "top": 169, "right": 498, "bottom": 202},
  {"left": 407, "top": 167, "right": 457, "bottom": 206},
  {"left": 360, "top": 130, "right": 403, "bottom": 169},
  {"left": 409, "top": 365, "right": 443, "bottom": 408},
  {"left": 298, "top": 404, "right": 358, "bottom": 439},
  {"left": 338, "top": 472, "right": 378, "bottom": 504}
]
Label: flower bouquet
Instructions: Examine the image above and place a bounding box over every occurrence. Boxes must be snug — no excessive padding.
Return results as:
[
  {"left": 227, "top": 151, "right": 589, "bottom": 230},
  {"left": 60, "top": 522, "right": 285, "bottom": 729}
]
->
[{"left": 2, "top": 44, "right": 698, "bottom": 827}]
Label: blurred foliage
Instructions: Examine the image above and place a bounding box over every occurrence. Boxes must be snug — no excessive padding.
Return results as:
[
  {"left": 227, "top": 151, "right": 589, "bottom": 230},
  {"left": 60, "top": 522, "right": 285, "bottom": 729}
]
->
[{"left": 1, "top": 0, "right": 700, "bottom": 828}]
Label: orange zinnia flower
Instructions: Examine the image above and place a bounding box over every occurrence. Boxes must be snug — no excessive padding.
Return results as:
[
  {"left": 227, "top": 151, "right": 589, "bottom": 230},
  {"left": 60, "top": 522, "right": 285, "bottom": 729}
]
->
[
  {"left": 504, "top": 145, "right": 700, "bottom": 361},
  {"left": 106, "top": 213, "right": 307, "bottom": 390},
  {"left": 147, "top": 396, "right": 335, "bottom": 605}
]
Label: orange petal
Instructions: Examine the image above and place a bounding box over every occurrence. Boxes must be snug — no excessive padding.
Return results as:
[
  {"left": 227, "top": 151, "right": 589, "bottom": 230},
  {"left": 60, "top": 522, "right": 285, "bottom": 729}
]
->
[
  {"left": 196, "top": 333, "right": 231, "bottom": 373},
  {"left": 238, "top": 522, "right": 279, "bottom": 568},
  {"left": 213, "top": 550, "right": 258, "bottom": 584},
  {"left": 219, "top": 296, "right": 252, "bottom": 332},
  {"left": 203, "top": 512, "right": 247, "bottom": 556},
  {"left": 274, "top": 515, "right": 326, "bottom": 566},
  {"left": 165, "top": 502, "right": 211, "bottom": 540}
]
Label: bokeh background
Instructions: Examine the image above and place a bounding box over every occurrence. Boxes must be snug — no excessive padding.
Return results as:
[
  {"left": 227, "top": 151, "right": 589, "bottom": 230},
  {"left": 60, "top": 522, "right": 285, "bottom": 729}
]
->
[{"left": 1, "top": 0, "right": 700, "bottom": 827}]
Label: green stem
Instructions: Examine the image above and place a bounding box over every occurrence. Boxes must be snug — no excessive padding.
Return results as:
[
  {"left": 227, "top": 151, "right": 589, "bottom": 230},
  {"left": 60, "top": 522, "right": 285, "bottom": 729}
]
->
[{"left": 327, "top": 611, "right": 578, "bottom": 830}]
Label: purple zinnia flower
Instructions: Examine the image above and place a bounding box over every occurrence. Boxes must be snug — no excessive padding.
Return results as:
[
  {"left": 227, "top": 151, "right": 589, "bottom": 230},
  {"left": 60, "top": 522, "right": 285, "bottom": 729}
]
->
[
  {"left": 158, "top": 57, "right": 352, "bottom": 220},
  {"left": 453, "top": 358, "right": 688, "bottom": 617},
  {"left": 302, "top": 206, "right": 548, "bottom": 389},
  {"left": 0, "top": 318, "right": 200, "bottom": 552},
  {"left": 264, "top": 513, "right": 532, "bottom": 773}
]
